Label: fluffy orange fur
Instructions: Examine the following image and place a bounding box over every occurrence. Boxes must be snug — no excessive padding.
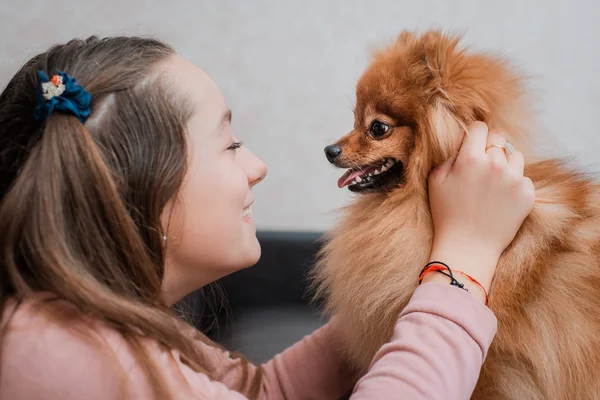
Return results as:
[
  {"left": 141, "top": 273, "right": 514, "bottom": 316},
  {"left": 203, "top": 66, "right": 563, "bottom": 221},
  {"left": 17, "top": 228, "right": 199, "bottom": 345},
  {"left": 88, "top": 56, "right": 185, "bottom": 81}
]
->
[{"left": 311, "top": 30, "right": 600, "bottom": 399}]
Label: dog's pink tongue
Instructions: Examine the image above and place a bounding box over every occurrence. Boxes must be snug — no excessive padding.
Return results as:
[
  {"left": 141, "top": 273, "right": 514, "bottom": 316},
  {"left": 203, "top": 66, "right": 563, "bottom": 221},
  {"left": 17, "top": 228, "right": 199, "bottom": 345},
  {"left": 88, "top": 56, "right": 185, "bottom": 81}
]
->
[
  {"left": 337, "top": 165, "right": 378, "bottom": 188},
  {"left": 338, "top": 170, "right": 361, "bottom": 188}
]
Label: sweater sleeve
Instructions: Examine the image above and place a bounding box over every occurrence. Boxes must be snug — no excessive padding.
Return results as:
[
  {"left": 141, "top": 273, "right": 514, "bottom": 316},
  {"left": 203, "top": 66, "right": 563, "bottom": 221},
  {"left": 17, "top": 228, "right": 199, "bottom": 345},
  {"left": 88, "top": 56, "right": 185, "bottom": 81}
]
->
[
  {"left": 350, "top": 282, "right": 497, "bottom": 400},
  {"left": 198, "top": 282, "right": 496, "bottom": 399}
]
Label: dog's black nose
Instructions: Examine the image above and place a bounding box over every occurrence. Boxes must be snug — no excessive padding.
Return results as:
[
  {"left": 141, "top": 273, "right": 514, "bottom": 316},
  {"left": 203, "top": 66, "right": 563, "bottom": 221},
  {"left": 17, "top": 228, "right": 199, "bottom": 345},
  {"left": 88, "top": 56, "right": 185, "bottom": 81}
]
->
[{"left": 324, "top": 145, "right": 342, "bottom": 163}]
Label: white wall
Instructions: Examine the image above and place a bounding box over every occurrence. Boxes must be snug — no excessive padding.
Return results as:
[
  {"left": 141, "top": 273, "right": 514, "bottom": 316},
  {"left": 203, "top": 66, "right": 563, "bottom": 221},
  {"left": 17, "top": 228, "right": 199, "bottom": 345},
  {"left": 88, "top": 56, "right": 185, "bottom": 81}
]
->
[{"left": 2, "top": 0, "right": 598, "bottom": 231}]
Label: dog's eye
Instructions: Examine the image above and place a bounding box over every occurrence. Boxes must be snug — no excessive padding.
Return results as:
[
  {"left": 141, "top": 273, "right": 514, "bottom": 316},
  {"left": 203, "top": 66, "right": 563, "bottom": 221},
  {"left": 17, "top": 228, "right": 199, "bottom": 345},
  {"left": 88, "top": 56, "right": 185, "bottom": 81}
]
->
[{"left": 369, "top": 120, "right": 390, "bottom": 138}]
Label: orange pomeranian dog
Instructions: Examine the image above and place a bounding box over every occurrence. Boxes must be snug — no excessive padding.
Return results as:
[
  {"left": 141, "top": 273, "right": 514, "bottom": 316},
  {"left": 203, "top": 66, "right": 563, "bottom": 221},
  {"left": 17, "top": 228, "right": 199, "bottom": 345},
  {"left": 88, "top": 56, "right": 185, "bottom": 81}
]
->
[{"left": 311, "top": 30, "right": 600, "bottom": 399}]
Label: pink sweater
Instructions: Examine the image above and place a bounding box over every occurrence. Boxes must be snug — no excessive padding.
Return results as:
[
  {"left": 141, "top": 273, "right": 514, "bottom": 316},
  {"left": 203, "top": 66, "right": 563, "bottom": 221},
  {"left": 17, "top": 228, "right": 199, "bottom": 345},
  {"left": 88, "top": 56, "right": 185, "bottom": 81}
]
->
[{"left": 0, "top": 283, "right": 496, "bottom": 399}]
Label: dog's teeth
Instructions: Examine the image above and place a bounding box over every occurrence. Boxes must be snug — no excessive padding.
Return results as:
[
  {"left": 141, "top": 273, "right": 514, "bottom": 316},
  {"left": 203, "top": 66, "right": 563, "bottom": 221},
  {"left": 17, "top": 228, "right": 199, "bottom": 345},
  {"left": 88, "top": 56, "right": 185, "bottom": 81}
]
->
[
  {"left": 374, "top": 169, "right": 381, "bottom": 175},
  {"left": 356, "top": 176, "right": 362, "bottom": 183},
  {"left": 351, "top": 179, "right": 357, "bottom": 185},
  {"left": 381, "top": 164, "right": 389, "bottom": 172},
  {"left": 368, "top": 173, "right": 373, "bottom": 177}
]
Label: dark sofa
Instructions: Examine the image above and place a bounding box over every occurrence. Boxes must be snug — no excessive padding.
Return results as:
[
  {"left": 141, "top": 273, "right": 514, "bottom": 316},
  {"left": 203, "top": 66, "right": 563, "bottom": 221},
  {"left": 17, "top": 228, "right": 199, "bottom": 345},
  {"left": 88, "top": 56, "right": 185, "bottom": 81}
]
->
[{"left": 190, "top": 231, "right": 327, "bottom": 364}]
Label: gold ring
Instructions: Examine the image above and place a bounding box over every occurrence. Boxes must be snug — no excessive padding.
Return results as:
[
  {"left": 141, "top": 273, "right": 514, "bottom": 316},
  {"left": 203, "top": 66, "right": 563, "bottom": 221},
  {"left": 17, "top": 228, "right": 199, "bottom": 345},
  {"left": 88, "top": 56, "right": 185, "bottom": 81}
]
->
[
  {"left": 486, "top": 144, "right": 505, "bottom": 151},
  {"left": 486, "top": 142, "right": 515, "bottom": 156}
]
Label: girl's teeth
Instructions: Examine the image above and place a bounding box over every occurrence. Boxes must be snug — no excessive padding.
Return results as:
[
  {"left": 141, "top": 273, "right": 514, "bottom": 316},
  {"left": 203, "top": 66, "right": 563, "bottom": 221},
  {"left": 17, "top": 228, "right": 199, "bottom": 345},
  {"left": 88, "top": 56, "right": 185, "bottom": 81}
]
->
[{"left": 242, "top": 206, "right": 252, "bottom": 218}]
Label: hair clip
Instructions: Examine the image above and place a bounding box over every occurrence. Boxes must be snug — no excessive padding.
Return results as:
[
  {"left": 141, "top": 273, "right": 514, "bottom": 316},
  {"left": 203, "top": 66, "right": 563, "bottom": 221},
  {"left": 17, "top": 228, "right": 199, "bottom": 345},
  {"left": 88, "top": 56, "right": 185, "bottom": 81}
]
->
[{"left": 34, "top": 70, "right": 92, "bottom": 124}]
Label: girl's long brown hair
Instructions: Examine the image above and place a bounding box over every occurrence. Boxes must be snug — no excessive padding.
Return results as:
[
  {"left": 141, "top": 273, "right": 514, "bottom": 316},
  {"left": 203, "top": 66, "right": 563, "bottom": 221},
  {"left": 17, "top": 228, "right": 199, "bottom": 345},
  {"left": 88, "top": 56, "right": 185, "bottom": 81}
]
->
[{"left": 0, "top": 36, "right": 261, "bottom": 399}]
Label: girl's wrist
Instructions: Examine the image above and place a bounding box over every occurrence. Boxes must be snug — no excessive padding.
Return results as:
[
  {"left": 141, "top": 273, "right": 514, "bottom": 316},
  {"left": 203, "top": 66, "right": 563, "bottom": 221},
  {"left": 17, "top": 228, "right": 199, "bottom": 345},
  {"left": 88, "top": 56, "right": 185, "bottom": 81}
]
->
[
  {"left": 428, "top": 238, "right": 500, "bottom": 291},
  {"left": 420, "top": 272, "right": 488, "bottom": 304}
]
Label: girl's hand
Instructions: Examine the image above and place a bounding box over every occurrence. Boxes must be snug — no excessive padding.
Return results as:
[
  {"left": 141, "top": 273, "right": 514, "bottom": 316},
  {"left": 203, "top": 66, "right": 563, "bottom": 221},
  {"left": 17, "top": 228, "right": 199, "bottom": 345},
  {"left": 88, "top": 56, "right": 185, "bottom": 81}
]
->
[{"left": 425, "top": 121, "right": 535, "bottom": 299}]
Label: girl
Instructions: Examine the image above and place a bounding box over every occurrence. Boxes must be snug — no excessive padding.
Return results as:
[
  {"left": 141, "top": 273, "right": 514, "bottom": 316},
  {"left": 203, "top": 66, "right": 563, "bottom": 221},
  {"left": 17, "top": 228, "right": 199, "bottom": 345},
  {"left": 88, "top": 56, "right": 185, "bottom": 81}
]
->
[{"left": 0, "top": 36, "right": 534, "bottom": 399}]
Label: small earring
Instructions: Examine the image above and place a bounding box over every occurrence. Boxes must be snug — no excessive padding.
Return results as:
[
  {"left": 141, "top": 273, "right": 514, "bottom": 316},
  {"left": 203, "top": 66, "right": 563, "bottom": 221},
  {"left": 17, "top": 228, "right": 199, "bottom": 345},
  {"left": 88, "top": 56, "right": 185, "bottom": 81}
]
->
[{"left": 162, "top": 235, "right": 167, "bottom": 242}]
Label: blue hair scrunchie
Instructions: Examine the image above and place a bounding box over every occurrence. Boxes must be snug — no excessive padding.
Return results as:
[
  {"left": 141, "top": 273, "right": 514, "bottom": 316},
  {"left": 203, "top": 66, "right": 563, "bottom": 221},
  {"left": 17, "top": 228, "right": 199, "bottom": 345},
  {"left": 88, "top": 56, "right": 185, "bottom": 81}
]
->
[{"left": 34, "top": 70, "right": 92, "bottom": 124}]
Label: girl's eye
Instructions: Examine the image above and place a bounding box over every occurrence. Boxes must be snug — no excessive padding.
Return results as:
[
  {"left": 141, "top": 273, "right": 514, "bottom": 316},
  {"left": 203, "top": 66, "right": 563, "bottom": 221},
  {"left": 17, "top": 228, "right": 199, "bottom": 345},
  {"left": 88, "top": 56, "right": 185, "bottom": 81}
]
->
[{"left": 228, "top": 141, "right": 243, "bottom": 151}]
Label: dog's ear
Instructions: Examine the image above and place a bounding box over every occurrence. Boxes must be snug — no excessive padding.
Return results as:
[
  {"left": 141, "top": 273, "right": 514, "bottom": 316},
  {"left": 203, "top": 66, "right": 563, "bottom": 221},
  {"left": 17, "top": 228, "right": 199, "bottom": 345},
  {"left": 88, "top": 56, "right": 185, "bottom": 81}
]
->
[
  {"left": 415, "top": 30, "right": 533, "bottom": 158},
  {"left": 425, "top": 100, "right": 464, "bottom": 164},
  {"left": 421, "top": 31, "right": 463, "bottom": 81},
  {"left": 405, "top": 100, "right": 464, "bottom": 191},
  {"left": 418, "top": 31, "right": 491, "bottom": 122}
]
